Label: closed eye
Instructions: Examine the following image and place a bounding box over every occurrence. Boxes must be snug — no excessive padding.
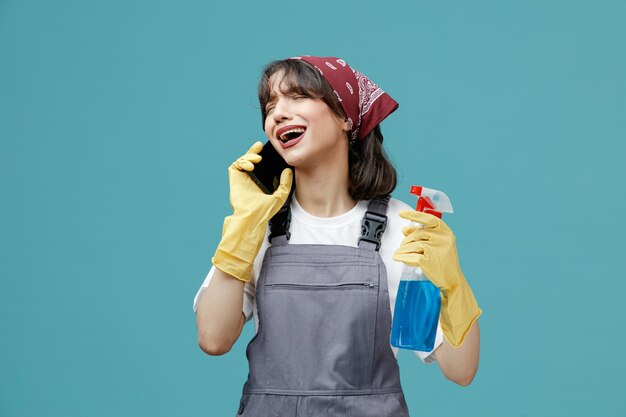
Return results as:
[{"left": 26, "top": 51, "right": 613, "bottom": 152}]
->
[{"left": 265, "top": 94, "right": 309, "bottom": 113}]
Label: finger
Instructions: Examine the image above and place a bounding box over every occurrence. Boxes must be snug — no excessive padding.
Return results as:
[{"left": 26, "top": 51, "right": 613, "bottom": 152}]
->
[
  {"left": 395, "top": 241, "right": 427, "bottom": 255},
  {"left": 401, "top": 224, "right": 422, "bottom": 236},
  {"left": 242, "top": 153, "right": 262, "bottom": 164},
  {"left": 245, "top": 141, "right": 264, "bottom": 155},
  {"left": 400, "top": 230, "right": 430, "bottom": 246},
  {"left": 402, "top": 224, "right": 430, "bottom": 238},
  {"left": 273, "top": 168, "right": 293, "bottom": 197},
  {"left": 234, "top": 157, "right": 256, "bottom": 172},
  {"left": 399, "top": 209, "right": 440, "bottom": 228},
  {"left": 232, "top": 143, "right": 262, "bottom": 171},
  {"left": 393, "top": 251, "right": 426, "bottom": 268}
]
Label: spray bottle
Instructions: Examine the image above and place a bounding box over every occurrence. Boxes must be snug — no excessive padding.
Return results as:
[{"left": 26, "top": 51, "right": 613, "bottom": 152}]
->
[{"left": 390, "top": 186, "right": 454, "bottom": 351}]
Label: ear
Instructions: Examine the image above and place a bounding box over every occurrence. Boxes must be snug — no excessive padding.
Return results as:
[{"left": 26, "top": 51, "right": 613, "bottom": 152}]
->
[{"left": 342, "top": 118, "right": 352, "bottom": 132}]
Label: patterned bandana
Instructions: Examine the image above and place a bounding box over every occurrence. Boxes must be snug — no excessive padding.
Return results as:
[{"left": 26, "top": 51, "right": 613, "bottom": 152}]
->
[{"left": 289, "top": 56, "right": 399, "bottom": 141}]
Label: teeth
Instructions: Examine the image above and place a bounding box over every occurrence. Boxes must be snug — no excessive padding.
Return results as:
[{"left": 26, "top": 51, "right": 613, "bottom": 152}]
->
[{"left": 279, "top": 128, "right": 305, "bottom": 141}]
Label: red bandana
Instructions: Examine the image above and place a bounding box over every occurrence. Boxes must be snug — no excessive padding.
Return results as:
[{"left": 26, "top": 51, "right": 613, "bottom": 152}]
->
[{"left": 289, "top": 56, "right": 399, "bottom": 141}]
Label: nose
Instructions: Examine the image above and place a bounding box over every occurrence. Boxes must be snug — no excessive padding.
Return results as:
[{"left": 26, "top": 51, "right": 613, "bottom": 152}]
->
[{"left": 271, "top": 97, "right": 292, "bottom": 123}]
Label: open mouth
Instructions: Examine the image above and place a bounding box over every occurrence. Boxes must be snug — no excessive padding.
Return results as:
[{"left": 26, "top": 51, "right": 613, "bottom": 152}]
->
[{"left": 278, "top": 127, "right": 306, "bottom": 143}]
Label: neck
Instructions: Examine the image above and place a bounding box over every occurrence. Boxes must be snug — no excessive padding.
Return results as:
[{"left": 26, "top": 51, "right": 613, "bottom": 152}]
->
[{"left": 294, "top": 161, "right": 356, "bottom": 218}]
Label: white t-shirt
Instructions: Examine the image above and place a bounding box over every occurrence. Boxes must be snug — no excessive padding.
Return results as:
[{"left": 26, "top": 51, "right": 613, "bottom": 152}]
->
[{"left": 193, "top": 195, "right": 443, "bottom": 364}]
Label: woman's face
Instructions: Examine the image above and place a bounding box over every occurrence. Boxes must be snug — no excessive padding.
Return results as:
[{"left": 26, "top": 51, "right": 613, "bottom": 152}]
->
[{"left": 263, "top": 71, "right": 350, "bottom": 169}]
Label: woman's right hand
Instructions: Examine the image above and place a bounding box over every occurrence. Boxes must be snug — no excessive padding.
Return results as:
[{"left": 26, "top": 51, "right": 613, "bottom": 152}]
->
[
  {"left": 212, "top": 141, "right": 293, "bottom": 282},
  {"left": 227, "top": 141, "right": 293, "bottom": 221}
]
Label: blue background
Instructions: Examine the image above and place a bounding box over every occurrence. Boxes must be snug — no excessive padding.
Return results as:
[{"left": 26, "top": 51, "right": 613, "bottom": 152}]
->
[{"left": 1, "top": 1, "right": 625, "bottom": 416}]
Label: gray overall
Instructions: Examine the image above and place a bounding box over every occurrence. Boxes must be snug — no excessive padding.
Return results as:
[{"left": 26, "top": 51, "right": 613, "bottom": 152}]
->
[{"left": 236, "top": 195, "right": 410, "bottom": 417}]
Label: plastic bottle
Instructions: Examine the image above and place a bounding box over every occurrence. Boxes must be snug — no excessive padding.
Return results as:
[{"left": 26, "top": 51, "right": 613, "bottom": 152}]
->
[{"left": 390, "top": 186, "right": 454, "bottom": 352}]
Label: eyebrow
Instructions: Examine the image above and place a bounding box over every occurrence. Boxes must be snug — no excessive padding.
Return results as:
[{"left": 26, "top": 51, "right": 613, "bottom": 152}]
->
[
  {"left": 265, "top": 88, "right": 291, "bottom": 104},
  {"left": 265, "top": 94, "right": 277, "bottom": 109},
  {"left": 264, "top": 79, "right": 304, "bottom": 108}
]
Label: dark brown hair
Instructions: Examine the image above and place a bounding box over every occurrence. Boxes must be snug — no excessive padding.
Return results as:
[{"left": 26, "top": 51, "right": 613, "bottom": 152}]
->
[{"left": 258, "top": 59, "right": 397, "bottom": 201}]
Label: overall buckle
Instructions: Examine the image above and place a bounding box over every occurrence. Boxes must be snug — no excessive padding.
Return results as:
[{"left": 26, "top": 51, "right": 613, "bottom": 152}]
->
[{"left": 358, "top": 210, "right": 387, "bottom": 250}]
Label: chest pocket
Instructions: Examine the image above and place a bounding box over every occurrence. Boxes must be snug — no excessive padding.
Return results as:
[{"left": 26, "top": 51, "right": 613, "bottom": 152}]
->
[{"left": 262, "top": 260, "right": 379, "bottom": 392}]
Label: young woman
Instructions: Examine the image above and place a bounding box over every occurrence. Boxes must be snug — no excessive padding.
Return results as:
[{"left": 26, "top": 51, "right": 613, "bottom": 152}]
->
[{"left": 194, "top": 56, "right": 482, "bottom": 417}]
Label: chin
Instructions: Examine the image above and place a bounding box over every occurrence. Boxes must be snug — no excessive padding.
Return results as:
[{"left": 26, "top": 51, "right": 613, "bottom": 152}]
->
[
  {"left": 278, "top": 144, "right": 307, "bottom": 167},
  {"left": 282, "top": 154, "right": 305, "bottom": 168}
]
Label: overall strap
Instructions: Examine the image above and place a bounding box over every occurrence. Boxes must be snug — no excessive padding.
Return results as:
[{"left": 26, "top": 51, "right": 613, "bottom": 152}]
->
[
  {"left": 358, "top": 195, "right": 391, "bottom": 251},
  {"left": 268, "top": 190, "right": 294, "bottom": 246}
]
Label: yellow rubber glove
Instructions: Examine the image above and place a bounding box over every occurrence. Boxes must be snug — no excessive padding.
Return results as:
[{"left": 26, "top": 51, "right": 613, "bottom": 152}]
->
[
  {"left": 212, "top": 142, "right": 293, "bottom": 282},
  {"left": 393, "top": 210, "right": 482, "bottom": 348}
]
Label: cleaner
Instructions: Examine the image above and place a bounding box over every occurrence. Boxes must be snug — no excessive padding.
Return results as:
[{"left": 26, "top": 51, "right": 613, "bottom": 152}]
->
[{"left": 390, "top": 185, "right": 454, "bottom": 351}]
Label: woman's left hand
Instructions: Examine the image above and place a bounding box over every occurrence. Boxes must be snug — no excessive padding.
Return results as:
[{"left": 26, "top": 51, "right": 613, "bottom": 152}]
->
[
  {"left": 393, "top": 209, "right": 482, "bottom": 348},
  {"left": 392, "top": 209, "right": 464, "bottom": 292}
]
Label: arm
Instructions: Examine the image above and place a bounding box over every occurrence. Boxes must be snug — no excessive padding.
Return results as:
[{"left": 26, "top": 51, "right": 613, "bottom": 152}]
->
[
  {"left": 434, "top": 320, "right": 480, "bottom": 386},
  {"left": 394, "top": 209, "right": 483, "bottom": 382},
  {"left": 195, "top": 142, "right": 292, "bottom": 356},
  {"left": 195, "top": 268, "right": 246, "bottom": 356}
]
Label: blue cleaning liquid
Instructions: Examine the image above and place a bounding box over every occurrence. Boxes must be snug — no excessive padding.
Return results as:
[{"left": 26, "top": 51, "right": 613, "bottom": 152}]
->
[{"left": 391, "top": 279, "right": 441, "bottom": 351}]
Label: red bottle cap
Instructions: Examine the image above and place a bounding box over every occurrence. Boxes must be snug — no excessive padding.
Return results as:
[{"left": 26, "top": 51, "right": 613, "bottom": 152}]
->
[{"left": 411, "top": 185, "right": 443, "bottom": 218}]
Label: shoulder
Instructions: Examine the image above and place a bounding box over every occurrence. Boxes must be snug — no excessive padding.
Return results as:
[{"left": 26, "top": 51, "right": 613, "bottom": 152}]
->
[
  {"left": 387, "top": 197, "right": 413, "bottom": 215},
  {"left": 379, "top": 197, "right": 413, "bottom": 248},
  {"left": 386, "top": 197, "right": 413, "bottom": 230}
]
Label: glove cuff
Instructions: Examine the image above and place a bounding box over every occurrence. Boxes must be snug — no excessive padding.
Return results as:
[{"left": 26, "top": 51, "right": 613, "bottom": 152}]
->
[
  {"left": 212, "top": 217, "right": 266, "bottom": 283},
  {"left": 212, "top": 249, "right": 254, "bottom": 283},
  {"left": 440, "top": 283, "right": 483, "bottom": 348}
]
